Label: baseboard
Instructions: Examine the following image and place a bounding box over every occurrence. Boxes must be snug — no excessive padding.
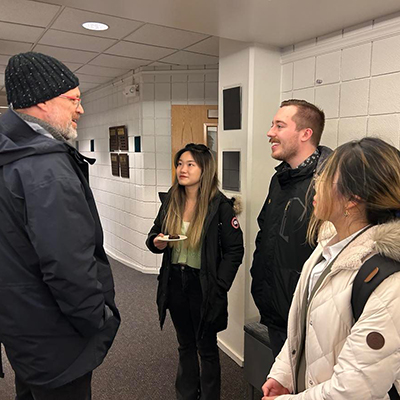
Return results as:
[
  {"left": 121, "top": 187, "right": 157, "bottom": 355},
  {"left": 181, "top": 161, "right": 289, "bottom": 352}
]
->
[
  {"left": 217, "top": 338, "right": 244, "bottom": 367},
  {"left": 106, "top": 249, "right": 159, "bottom": 274}
]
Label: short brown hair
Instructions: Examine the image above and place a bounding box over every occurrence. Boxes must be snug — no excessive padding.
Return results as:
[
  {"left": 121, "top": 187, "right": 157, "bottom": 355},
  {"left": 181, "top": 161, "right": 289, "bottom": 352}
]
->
[{"left": 280, "top": 99, "right": 325, "bottom": 146}]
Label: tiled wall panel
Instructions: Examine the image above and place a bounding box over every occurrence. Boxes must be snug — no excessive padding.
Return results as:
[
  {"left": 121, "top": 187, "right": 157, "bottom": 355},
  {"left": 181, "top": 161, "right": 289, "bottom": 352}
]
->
[{"left": 281, "top": 16, "right": 400, "bottom": 152}]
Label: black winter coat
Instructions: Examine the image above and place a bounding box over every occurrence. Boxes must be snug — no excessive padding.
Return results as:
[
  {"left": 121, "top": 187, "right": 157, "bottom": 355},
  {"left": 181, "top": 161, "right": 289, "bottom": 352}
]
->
[
  {"left": 0, "top": 110, "right": 120, "bottom": 388},
  {"left": 250, "top": 146, "right": 332, "bottom": 331},
  {"left": 146, "top": 190, "right": 244, "bottom": 335}
]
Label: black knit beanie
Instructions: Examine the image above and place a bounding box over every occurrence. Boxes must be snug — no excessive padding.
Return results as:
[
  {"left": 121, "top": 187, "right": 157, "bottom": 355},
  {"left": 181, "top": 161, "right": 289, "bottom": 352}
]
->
[{"left": 5, "top": 52, "right": 79, "bottom": 109}]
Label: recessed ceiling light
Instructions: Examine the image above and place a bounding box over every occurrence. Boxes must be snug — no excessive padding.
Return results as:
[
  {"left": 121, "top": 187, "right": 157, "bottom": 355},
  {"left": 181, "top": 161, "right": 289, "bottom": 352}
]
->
[{"left": 82, "top": 22, "right": 109, "bottom": 31}]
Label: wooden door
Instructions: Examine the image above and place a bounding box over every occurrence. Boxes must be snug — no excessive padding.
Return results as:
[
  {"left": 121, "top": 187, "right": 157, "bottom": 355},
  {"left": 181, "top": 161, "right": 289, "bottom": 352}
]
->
[{"left": 171, "top": 105, "right": 218, "bottom": 182}]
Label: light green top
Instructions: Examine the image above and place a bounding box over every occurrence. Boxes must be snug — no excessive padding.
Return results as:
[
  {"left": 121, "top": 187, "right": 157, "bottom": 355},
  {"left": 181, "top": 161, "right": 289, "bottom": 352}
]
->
[{"left": 171, "top": 221, "right": 202, "bottom": 269}]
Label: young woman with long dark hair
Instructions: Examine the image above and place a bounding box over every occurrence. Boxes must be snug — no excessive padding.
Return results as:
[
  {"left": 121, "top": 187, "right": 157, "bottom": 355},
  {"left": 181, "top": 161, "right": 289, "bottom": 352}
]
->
[{"left": 146, "top": 143, "right": 244, "bottom": 400}]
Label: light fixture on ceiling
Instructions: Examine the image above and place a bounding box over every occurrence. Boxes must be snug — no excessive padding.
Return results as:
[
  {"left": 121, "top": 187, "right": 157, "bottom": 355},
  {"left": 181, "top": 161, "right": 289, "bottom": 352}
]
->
[{"left": 82, "top": 22, "right": 109, "bottom": 31}]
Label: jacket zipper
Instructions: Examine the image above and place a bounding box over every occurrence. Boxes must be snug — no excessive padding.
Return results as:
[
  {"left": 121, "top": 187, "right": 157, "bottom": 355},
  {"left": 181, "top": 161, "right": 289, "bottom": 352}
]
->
[
  {"left": 279, "top": 199, "right": 292, "bottom": 242},
  {"left": 301, "top": 269, "right": 341, "bottom": 388}
]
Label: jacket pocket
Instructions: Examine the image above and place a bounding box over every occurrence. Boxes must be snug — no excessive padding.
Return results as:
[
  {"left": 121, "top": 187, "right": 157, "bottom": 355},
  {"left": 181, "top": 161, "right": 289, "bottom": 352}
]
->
[{"left": 206, "top": 283, "right": 228, "bottom": 333}]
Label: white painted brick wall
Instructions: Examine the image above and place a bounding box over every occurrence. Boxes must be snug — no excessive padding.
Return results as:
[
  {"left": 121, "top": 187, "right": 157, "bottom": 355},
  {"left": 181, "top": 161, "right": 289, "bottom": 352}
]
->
[
  {"left": 78, "top": 68, "right": 218, "bottom": 272},
  {"left": 280, "top": 15, "right": 400, "bottom": 151}
]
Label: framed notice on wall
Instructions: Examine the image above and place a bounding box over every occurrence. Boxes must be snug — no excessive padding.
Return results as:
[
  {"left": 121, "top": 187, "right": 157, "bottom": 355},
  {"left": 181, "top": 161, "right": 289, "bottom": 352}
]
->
[
  {"left": 109, "top": 127, "right": 118, "bottom": 151},
  {"left": 111, "top": 153, "right": 120, "bottom": 177},
  {"left": 119, "top": 154, "right": 130, "bottom": 178},
  {"left": 117, "top": 126, "right": 128, "bottom": 151}
]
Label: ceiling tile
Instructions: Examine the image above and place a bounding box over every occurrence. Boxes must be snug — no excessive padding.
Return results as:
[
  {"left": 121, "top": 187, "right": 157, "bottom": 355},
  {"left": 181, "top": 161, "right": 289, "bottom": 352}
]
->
[
  {"left": 106, "top": 41, "right": 176, "bottom": 60},
  {"left": 51, "top": 7, "right": 144, "bottom": 40},
  {"left": 0, "top": 73, "right": 4, "bottom": 85},
  {"left": 39, "top": 29, "right": 117, "bottom": 52},
  {"left": 0, "top": 21, "right": 44, "bottom": 43},
  {"left": 0, "top": 39, "right": 32, "bottom": 55},
  {"left": 160, "top": 51, "right": 218, "bottom": 65},
  {"left": 147, "top": 61, "right": 174, "bottom": 68},
  {"left": 90, "top": 54, "right": 148, "bottom": 70},
  {"left": 0, "top": 54, "right": 10, "bottom": 66},
  {"left": 0, "top": 65, "right": 5, "bottom": 73},
  {"left": 185, "top": 36, "right": 219, "bottom": 56},
  {"left": 33, "top": 44, "right": 97, "bottom": 64},
  {"left": 125, "top": 24, "right": 208, "bottom": 49},
  {"left": 76, "top": 64, "right": 129, "bottom": 78},
  {"left": 76, "top": 73, "right": 114, "bottom": 84},
  {"left": 64, "top": 62, "right": 84, "bottom": 72},
  {"left": 79, "top": 82, "right": 99, "bottom": 93},
  {"left": 0, "top": 0, "right": 60, "bottom": 27}
]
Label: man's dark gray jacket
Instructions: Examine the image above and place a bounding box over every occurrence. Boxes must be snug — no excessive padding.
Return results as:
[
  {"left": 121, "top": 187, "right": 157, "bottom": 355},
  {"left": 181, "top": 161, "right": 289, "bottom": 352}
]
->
[{"left": 0, "top": 110, "right": 120, "bottom": 388}]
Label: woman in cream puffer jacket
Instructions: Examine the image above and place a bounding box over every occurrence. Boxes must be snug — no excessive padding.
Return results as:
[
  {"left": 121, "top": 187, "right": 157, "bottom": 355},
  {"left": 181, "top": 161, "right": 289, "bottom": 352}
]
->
[{"left": 262, "top": 137, "right": 400, "bottom": 400}]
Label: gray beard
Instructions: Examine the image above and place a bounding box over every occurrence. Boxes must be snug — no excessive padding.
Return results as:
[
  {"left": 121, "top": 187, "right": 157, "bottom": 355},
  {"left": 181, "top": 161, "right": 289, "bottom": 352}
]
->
[{"left": 16, "top": 112, "right": 70, "bottom": 142}]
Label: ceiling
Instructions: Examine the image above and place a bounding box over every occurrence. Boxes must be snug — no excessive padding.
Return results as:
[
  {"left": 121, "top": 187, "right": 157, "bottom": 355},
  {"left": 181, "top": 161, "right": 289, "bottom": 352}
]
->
[{"left": 1, "top": 0, "right": 400, "bottom": 109}]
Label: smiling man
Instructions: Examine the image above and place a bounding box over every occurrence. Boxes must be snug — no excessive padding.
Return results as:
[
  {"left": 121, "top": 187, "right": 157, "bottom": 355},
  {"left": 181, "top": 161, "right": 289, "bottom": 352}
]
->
[
  {"left": 0, "top": 52, "right": 120, "bottom": 400},
  {"left": 250, "top": 99, "right": 331, "bottom": 359}
]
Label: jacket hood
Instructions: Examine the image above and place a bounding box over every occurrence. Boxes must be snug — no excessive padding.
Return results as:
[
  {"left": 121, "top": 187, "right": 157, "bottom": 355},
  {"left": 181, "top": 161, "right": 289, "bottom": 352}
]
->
[
  {"left": 316, "top": 145, "right": 333, "bottom": 171},
  {"left": 373, "top": 220, "right": 400, "bottom": 262},
  {"left": 320, "top": 220, "right": 400, "bottom": 271},
  {"left": 0, "top": 109, "right": 68, "bottom": 167},
  {"left": 231, "top": 196, "right": 242, "bottom": 216}
]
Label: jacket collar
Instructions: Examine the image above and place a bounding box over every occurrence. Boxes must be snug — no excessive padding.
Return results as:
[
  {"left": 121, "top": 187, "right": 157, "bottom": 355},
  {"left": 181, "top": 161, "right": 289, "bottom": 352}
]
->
[
  {"left": 275, "top": 145, "right": 332, "bottom": 186},
  {"left": 319, "top": 220, "right": 400, "bottom": 272}
]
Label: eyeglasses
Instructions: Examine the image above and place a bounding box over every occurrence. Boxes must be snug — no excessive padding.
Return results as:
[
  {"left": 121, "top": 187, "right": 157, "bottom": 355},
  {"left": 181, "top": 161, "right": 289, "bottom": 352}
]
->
[{"left": 59, "top": 94, "right": 82, "bottom": 109}]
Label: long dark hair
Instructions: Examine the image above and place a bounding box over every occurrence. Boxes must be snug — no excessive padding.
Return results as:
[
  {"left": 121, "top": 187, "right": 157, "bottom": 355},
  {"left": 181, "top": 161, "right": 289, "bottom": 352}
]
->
[{"left": 163, "top": 143, "right": 219, "bottom": 249}]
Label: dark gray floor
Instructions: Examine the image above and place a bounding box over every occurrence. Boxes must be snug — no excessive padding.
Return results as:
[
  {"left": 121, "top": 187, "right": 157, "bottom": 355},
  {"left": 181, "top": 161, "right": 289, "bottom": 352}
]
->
[{"left": 0, "top": 258, "right": 262, "bottom": 399}]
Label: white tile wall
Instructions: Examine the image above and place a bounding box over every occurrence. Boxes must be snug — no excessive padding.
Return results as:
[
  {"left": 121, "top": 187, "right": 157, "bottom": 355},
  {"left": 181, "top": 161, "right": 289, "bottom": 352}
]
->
[
  {"left": 367, "top": 114, "right": 400, "bottom": 147},
  {"left": 369, "top": 73, "right": 400, "bottom": 115},
  {"left": 293, "top": 57, "right": 315, "bottom": 90},
  {"left": 338, "top": 117, "right": 367, "bottom": 145},
  {"left": 281, "top": 15, "right": 400, "bottom": 152},
  {"left": 371, "top": 35, "right": 400, "bottom": 76},
  {"left": 341, "top": 43, "right": 372, "bottom": 81},
  {"left": 340, "top": 79, "right": 369, "bottom": 117},
  {"left": 316, "top": 51, "right": 341, "bottom": 85},
  {"left": 321, "top": 119, "right": 338, "bottom": 149},
  {"left": 315, "top": 84, "right": 340, "bottom": 118},
  {"left": 292, "top": 88, "right": 314, "bottom": 103},
  {"left": 281, "top": 63, "right": 293, "bottom": 92},
  {"left": 79, "top": 68, "right": 218, "bottom": 272}
]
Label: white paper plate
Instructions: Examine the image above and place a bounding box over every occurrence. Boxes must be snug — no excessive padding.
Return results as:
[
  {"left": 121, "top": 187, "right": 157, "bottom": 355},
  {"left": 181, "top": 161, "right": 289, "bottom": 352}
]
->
[{"left": 158, "top": 235, "right": 187, "bottom": 242}]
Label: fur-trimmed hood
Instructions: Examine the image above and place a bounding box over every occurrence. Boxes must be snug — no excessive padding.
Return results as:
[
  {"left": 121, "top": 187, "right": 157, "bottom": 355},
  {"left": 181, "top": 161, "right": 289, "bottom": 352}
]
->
[
  {"left": 231, "top": 196, "right": 242, "bottom": 216},
  {"left": 319, "top": 220, "right": 400, "bottom": 272}
]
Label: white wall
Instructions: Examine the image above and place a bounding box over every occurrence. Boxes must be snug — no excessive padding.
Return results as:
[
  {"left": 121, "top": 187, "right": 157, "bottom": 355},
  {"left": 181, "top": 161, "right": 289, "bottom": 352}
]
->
[
  {"left": 281, "top": 15, "right": 400, "bottom": 150},
  {"left": 217, "top": 39, "right": 281, "bottom": 365},
  {"left": 78, "top": 66, "right": 219, "bottom": 273}
]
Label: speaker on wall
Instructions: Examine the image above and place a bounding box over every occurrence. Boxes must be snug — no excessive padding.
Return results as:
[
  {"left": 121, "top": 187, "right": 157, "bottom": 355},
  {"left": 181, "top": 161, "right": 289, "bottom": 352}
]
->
[{"left": 223, "top": 86, "right": 241, "bottom": 130}]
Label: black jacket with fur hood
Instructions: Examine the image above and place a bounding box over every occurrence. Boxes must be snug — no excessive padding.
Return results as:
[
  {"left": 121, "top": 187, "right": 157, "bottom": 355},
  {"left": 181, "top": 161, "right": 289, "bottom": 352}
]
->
[{"left": 146, "top": 190, "right": 244, "bottom": 336}]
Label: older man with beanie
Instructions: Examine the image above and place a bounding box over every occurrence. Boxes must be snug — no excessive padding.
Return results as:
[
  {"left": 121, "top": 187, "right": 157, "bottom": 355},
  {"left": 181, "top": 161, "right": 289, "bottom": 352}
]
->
[{"left": 0, "top": 52, "right": 120, "bottom": 400}]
